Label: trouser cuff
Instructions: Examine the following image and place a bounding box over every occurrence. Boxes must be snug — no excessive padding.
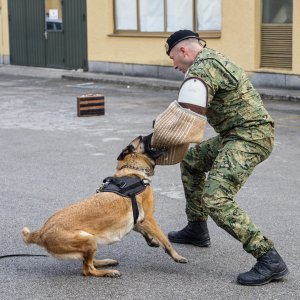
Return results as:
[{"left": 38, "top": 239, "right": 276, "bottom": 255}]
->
[{"left": 246, "top": 237, "right": 274, "bottom": 259}]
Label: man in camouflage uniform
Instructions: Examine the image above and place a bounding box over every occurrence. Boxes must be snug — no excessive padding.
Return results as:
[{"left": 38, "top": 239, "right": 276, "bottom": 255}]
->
[{"left": 164, "top": 30, "right": 289, "bottom": 285}]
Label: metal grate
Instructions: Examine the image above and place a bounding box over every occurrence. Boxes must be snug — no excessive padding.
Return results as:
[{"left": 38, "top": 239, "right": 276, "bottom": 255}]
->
[{"left": 261, "top": 24, "right": 292, "bottom": 69}]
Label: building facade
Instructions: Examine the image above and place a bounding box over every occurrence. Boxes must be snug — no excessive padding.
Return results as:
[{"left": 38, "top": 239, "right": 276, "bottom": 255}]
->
[{"left": 0, "top": 0, "right": 299, "bottom": 88}]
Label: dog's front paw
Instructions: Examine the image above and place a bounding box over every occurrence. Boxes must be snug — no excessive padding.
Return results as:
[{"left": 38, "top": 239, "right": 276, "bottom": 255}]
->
[
  {"left": 147, "top": 240, "right": 160, "bottom": 247},
  {"left": 175, "top": 256, "right": 188, "bottom": 264}
]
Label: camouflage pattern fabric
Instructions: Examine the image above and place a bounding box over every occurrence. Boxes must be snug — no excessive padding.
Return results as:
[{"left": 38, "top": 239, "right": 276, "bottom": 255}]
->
[
  {"left": 181, "top": 48, "right": 275, "bottom": 258},
  {"left": 187, "top": 48, "right": 274, "bottom": 143}
]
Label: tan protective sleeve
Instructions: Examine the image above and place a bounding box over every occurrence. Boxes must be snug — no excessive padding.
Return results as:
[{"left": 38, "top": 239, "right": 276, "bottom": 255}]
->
[{"left": 151, "top": 101, "right": 206, "bottom": 165}]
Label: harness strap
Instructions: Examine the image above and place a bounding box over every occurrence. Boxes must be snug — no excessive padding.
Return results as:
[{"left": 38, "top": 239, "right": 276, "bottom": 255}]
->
[
  {"left": 120, "top": 181, "right": 146, "bottom": 193},
  {"left": 128, "top": 193, "right": 139, "bottom": 224},
  {"left": 97, "top": 176, "right": 150, "bottom": 224}
]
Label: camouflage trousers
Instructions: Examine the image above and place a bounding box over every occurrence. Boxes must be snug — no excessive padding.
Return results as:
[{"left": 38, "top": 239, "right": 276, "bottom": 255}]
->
[{"left": 180, "top": 135, "right": 274, "bottom": 258}]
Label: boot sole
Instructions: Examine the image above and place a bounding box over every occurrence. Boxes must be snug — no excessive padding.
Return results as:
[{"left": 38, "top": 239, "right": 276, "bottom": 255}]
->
[
  {"left": 168, "top": 237, "right": 211, "bottom": 247},
  {"left": 237, "top": 268, "right": 289, "bottom": 286}
]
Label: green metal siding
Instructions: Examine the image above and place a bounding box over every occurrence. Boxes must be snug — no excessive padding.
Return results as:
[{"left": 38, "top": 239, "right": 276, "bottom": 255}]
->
[
  {"left": 63, "top": 0, "right": 88, "bottom": 70},
  {"left": 46, "top": 32, "right": 64, "bottom": 68},
  {"left": 8, "top": 0, "right": 45, "bottom": 67},
  {"left": 8, "top": 0, "right": 28, "bottom": 65},
  {"left": 26, "top": 0, "right": 46, "bottom": 67}
]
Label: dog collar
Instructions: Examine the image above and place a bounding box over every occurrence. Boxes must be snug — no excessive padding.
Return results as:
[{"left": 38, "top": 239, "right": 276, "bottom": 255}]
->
[{"left": 118, "top": 164, "right": 153, "bottom": 177}]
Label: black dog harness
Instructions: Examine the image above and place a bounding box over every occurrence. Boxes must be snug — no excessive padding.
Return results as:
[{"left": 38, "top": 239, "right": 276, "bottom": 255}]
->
[{"left": 96, "top": 177, "right": 150, "bottom": 224}]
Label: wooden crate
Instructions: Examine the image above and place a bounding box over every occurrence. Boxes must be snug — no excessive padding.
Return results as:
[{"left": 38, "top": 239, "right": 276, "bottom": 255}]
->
[{"left": 77, "top": 94, "right": 105, "bottom": 117}]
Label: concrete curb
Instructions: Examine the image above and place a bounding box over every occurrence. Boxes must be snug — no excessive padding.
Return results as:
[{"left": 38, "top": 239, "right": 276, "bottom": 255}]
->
[
  {"left": 260, "top": 93, "right": 300, "bottom": 102},
  {"left": 63, "top": 72, "right": 300, "bottom": 102},
  {"left": 1, "top": 65, "right": 300, "bottom": 102},
  {"left": 62, "top": 72, "right": 181, "bottom": 90},
  {"left": 258, "top": 89, "right": 300, "bottom": 102}
]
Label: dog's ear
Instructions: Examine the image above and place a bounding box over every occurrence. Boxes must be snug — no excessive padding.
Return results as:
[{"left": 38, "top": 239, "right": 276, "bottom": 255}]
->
[{"left": 117, "top": 144, "right": 135, "bottom": 161}]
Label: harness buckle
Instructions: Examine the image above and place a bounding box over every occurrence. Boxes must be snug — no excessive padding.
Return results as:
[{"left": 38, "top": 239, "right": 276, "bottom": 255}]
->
[
  {"left": 96, "top": 183, "right": 105, "bottom": 193},
  {"left": 96, "top": 177, "right": 112, "bottom": 193},
  {"left": 142, "top": 179, "right": 151, "bottom": 186},
  {"left": 119, "top": 182, "right": 127, "bottom": 189},
  {"left": 96, "top": 177, "right": 128, "bottom": 193}
]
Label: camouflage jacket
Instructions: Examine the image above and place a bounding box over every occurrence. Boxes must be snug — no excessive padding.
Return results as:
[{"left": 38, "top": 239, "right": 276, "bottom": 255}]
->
[{"left": 187, "top": 48, "right": 274, "bottom": 144}]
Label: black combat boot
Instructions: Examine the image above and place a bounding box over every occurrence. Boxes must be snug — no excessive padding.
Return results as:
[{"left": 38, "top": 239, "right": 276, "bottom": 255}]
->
[
  {"left": 237, "top": 247, "right": 289, "bottom": 286},
  {"left": 168, "top": 221, "right": 211, "bottom": 247}
]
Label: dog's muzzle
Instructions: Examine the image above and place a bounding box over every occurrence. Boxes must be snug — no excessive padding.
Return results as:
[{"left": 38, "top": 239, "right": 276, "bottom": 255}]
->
[{"left": 142, "top": 134, "right": 166, "bottom": 161}]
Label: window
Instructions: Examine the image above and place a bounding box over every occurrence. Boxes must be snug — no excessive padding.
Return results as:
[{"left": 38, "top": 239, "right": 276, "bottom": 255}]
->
[
  {"left": 114, "top": 0, "right": 221, "bottom": 36},
  {"left": 197, "top": 0, "right": 221, "bottom": 31},
  {"left": 261, "top": 0, "right": 293, "bottom": 69},
  {"left": 140, "top": 0, "right": 164, "bottom": 32},
  {"left": 45, "top": 0, "right": 63, "bottom": 32},
  {"left": 262, "top": 0, "right": 293, "bottom": 24},
  {"left": 115, "top": 0, "right": 137, "bottom": 30},
  {"left": 166, "top": 0, "right": 193, "bottom": 32}
]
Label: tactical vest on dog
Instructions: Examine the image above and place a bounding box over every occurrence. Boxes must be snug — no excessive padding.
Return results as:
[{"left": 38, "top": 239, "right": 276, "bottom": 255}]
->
[{"left": 96, "top": 177, "right": 150, "bottom": 224}]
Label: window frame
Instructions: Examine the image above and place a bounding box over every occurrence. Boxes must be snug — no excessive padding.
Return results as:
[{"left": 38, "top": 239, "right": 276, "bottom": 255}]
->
[{"left": 112, "top": 0, "right": 221, "bottom": 38}]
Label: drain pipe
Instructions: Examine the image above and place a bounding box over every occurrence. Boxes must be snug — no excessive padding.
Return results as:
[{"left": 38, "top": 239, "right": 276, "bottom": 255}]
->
[{"left": 0, "top": 0, "right": 3, "bottom": 65}]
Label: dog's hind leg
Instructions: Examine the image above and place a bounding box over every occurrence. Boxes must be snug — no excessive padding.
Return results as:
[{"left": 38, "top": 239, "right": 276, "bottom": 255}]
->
[
  {"left": 37, "top": 230, "right": 120, "bottom": 277},
  {"left": 93, "top": 259, "right": 119, "bottom": 268},
  {"left": 139, "top": 217, "right": 188, "bottom": 263},
  {"left": 73, "top": 235, "right": 119, "bottom": 277},
  {"left": 82, "top": 249, "right": 121, "bottom": 277}
]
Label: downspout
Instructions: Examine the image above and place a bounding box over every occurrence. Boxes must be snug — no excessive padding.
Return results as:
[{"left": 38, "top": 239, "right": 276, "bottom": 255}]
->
[{"left": 0, "top": 0, "right": 3, "bottom": 64}]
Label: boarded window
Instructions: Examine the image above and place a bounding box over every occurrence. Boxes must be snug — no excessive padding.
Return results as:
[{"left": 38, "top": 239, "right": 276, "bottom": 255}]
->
[{"left": 261, "top": 0, "right": 293, "bottom": 69}]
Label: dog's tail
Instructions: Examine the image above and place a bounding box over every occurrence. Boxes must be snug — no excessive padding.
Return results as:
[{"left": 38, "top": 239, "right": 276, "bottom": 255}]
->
[{"left": 22, "top": 227, "right": 42, "bottom": 246}]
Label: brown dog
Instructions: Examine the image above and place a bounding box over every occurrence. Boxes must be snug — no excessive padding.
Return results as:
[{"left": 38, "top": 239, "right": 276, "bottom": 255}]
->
[{"left": 22, "top": 135, "right": 187, "bottom": 277}]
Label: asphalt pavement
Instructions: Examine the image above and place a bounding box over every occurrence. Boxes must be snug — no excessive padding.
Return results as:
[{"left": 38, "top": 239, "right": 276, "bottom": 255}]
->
[{"left": 0, "top": 65, "right": 299, "bottom": 300}]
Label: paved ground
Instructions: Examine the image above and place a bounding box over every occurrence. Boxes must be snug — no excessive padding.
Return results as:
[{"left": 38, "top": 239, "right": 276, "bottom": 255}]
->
[{"left": 0, "top": 67, "right": 299, "bottom": 300}]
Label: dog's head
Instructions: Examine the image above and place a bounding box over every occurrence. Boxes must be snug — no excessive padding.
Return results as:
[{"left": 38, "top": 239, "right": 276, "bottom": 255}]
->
[{"left": 116, "top": 134, "right": 166, "bottom": 176}]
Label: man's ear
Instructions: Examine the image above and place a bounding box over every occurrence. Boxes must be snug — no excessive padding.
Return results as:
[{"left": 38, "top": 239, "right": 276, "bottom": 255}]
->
[
  {"left": 117, "top": 145, "right": 135, "bottom": 161},
  {"left": 179, "top": 46, "right": 186, "bottom": 55}
]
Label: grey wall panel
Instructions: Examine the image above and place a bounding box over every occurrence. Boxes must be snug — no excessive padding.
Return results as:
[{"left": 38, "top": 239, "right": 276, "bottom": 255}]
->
[
  {"left": 63, "top": 0, "right": 87, "bottom": 70},
  {"left": 8, "top": 0, "right": 28, "bottom": 65},
  {"left": 46, "top": 32, "right": 64, "bottom": 68},
  {"left": 26, "top": 0, "right": 46, "bottom": 66},
  {"left": 9, "top": 0, "right": 45, "bottom": 67}
]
